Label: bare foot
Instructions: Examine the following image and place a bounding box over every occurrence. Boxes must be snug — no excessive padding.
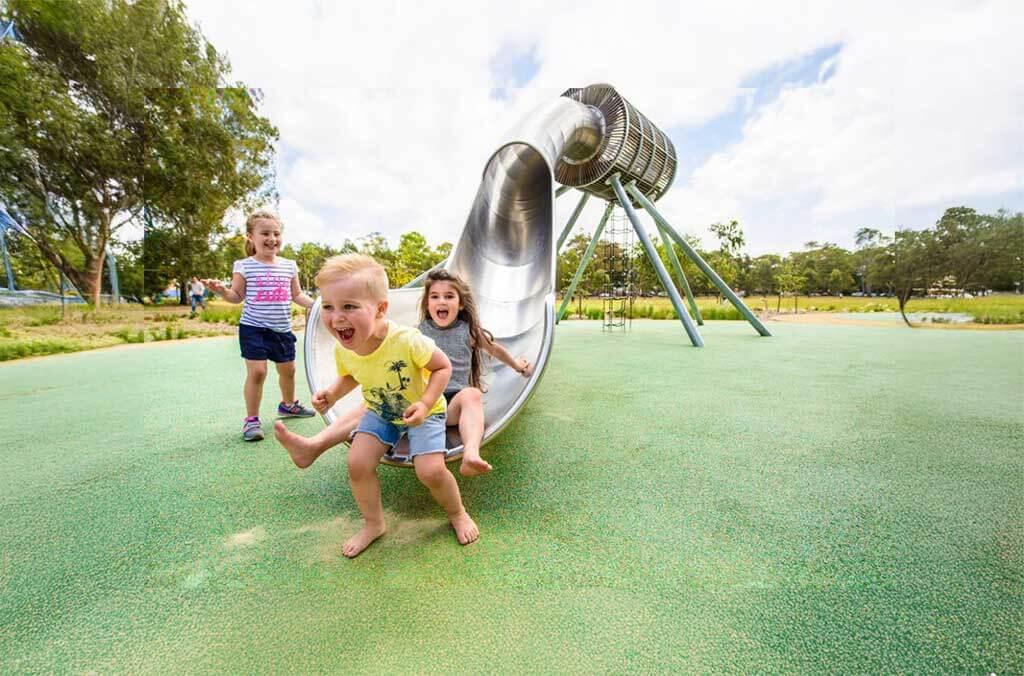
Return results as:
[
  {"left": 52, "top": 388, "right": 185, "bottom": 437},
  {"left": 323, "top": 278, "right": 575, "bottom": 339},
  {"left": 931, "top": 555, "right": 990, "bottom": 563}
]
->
[
  {"left": 342, "top": 523, "right": 386, "bottom": 558},
  {"left": 450, "top": 511, "right": 479, "bottom": 545},
  {"left": 273, "top": 421, "right": 322, "bottom": 469},
  {"left": 459, "top": 453, "right": 492, "bottom": 477}
]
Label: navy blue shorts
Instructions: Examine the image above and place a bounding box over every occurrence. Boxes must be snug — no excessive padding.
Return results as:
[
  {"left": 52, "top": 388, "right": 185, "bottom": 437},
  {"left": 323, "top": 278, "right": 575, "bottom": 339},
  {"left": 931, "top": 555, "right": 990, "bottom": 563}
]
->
[{"left": 238, "top": 324, "right": 296, "bottom": 363}]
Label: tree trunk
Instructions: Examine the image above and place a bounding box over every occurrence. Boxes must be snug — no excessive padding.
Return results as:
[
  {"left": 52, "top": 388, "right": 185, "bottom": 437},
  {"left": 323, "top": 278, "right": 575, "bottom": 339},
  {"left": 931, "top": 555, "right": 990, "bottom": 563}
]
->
[
  {"left": 793, "top": 295, "right": 798, "bottom": 313},
  {"left": 777, "top": 293, "right": 782, "bottom": 312},
  {"left": 897, "top": 290, "right": 914, "bottom": 328},
  {"left": 84, "top": 252, "right": 106, "bottom": 307}
]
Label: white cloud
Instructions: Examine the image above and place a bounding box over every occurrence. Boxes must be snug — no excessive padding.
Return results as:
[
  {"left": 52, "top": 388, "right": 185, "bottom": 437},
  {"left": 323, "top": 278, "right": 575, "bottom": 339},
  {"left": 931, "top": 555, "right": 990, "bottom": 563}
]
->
[
  {"left": 667, "top": 1, "right": 1024, "bottom": 253},
  {"left": 185, "top": 0, "right": 1024, "bottom": 258}
]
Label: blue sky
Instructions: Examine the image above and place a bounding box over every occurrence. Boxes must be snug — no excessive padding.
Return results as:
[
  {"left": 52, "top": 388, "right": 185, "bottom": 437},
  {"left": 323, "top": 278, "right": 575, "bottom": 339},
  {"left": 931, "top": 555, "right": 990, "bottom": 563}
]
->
[{"left": 186, "top": 0, "right": 1023, "bottom": 256}]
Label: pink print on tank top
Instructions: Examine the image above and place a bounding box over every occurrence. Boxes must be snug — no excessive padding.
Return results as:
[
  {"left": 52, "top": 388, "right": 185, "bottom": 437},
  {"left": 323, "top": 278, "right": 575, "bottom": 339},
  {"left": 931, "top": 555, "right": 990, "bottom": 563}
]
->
[{"left": 253, "top": 272, "right": 291, "bottom": 303}]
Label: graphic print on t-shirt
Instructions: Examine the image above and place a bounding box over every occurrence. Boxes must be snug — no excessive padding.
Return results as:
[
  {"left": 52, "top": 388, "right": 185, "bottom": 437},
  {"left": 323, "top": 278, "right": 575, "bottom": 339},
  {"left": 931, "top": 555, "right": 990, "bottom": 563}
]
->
[
  {"left": 365, "top": 359, "right": 414, "bottom": 422},
  {"left": 253, "top": 270, "right": 291, "bottom": 303}
]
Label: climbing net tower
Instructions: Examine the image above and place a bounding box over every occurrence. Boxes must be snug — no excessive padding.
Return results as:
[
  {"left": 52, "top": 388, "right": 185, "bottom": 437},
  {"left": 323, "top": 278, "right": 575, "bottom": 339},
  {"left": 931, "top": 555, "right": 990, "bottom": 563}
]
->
[{"left": 601, "top": 206, "right": 634, "bottom": 331}]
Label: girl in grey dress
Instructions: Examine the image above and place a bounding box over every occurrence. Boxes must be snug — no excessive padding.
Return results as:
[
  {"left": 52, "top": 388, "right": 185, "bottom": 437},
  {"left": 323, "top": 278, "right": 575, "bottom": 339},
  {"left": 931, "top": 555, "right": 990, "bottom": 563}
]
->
[{"left": 417, "top": 269, "right": 532, "bottom": 476}]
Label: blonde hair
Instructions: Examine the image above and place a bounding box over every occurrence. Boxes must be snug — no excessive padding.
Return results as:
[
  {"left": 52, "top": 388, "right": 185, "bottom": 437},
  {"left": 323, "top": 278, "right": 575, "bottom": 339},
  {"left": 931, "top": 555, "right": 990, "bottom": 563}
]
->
[
  {"left": 244, "top": 208, "right": 282, "bottom": 257},
  {"left": 315, "top": 253, "right": 389, "bottom": 300}
]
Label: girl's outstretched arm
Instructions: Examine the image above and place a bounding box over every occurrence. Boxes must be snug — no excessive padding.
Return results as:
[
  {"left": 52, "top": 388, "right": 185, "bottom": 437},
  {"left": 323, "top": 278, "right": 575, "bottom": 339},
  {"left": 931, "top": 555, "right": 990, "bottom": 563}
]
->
[
  {"left": 479, "top": 334, "right": 533, "bottom": 377},
  {"left": 202, "top": 272, "right": 246, "bottom": 304},
  {"left": 290, "top": 276, "right": 315, "bottom": 309}
]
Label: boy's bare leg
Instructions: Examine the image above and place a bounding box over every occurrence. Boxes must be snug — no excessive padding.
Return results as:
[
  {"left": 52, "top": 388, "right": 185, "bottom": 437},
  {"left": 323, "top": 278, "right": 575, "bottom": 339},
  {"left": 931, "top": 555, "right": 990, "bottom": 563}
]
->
[
  {"left": 343, "top": 433, "right": 389, "bottom": 558},
  {"left": 274, "top": 406, "right": 362, "bottom": 469},
  {"left": 244, "top": 359, "right": 268, "bottom": 417},
  {"left": 413, "top": 452, "right": 479, "bottom": 545},
  {"left": 448, "top": 388, "right": 491, "bottom": 477}
]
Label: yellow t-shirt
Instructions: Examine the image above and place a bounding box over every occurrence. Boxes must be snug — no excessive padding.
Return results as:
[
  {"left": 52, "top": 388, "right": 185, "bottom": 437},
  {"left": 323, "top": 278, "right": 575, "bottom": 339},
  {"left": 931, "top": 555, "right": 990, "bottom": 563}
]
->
[{"left": 334, "top": 320, "right": 446, "bottom": 423}]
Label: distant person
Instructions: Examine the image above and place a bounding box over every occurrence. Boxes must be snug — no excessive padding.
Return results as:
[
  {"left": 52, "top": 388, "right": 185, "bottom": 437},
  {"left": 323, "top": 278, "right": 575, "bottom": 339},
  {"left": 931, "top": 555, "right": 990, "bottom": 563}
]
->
[
  {"left": 276, "top": 268, "right": 532, "bottom": 477},
  {"left": 189, "top": 276, "right": 206, "bottom": 314},
  {"left": 203, "top": 209, "right": 316, "bottom": 442},
  {"left": 273, "top": 254, "right": 480, "bottom": 557}
]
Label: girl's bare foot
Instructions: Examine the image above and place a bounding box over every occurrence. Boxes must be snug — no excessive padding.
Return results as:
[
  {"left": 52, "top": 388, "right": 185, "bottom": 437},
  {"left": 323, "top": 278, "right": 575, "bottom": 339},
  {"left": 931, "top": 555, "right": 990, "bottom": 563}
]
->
[
  {"left": 459, "top": 453, "right": 492, "bottom": 477},
  {"left": 450, "top": 511, "right": 479, "bottom": 545},
  {"left": 273, "top": 421, "right": 322, "bottom": 469},
  {"left": 342, "top": 523, "right": 386, "bottom": 558}
]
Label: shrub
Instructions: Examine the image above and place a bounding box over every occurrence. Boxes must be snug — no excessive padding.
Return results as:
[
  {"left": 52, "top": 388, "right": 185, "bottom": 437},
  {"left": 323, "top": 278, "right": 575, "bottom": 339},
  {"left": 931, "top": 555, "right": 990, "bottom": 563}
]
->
[
  {"left": 27, "top": 312, "right": 62, "bottom": 327},
  {"left": 114, "top": 328, "right": 146, "bottom": 344},
  {"left": 201, "top": 306, "right": 241, "bottom": 325},
  {"left": 0, "top": 338, "right": 84, "bottom": 361}
]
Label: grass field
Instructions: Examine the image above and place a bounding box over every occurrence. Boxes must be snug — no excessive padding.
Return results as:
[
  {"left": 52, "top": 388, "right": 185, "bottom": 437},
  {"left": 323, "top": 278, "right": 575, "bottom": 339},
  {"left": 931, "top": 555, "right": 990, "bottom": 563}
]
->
[
  {"left": 1, "top": 321, "right": 1021, "bottom": 672},
  {"left": 0, "top": 302, "right": 298, "bottom": 361},
  {"left": 559, "top": 293, "right": 1024, "bottom": 323},
  {"left": 1, "top": 293, "right": 1021, "bottom": 362}
]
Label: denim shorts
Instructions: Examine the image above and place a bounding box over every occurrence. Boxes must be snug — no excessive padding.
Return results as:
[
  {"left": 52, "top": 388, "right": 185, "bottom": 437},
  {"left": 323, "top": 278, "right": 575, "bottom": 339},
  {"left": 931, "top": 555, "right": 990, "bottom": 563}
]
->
[
  {"left": 239, "top": 323, "right": 296, "bottom": 363},
  {"left": 355, "top": 410, "right": 447, "bottom": 457}
]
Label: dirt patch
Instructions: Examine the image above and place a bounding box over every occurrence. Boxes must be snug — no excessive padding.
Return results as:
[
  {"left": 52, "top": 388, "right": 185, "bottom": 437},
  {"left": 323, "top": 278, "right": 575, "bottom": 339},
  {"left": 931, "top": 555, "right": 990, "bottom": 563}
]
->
[{"left": 224, "top": 526, "right": 268, "bottom": 549}]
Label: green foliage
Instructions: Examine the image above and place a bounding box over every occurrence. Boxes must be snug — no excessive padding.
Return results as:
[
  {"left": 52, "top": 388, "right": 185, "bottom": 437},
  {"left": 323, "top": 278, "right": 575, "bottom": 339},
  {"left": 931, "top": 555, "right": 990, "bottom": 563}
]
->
[
  {"left": 25, "top": 310, "right": 60, "bottom": 326},
  {"left": 0, "top": 337, "right": 84, "bottom": 361},
  {"left": 200, "top": 305, "right": 241, "bottom": 325},
  {"left": 0, "top": 0, "right": 277, "bottom": 304},
  {"left": 113, "top": 328, "right": 146, "bottom": 344}
]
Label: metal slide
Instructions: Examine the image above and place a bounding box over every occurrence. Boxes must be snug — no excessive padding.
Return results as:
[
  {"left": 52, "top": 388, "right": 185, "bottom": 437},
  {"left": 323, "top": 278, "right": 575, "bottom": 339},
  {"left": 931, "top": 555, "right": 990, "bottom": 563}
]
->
[{"left": 304, "top": 85, "right": 676, "bottom": 465}]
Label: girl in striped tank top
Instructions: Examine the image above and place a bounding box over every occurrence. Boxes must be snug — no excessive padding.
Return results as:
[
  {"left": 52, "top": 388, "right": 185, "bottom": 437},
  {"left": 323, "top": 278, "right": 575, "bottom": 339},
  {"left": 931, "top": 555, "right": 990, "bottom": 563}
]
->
[{"left": 204, "top": 209, "right": 317, "bottom": 441}]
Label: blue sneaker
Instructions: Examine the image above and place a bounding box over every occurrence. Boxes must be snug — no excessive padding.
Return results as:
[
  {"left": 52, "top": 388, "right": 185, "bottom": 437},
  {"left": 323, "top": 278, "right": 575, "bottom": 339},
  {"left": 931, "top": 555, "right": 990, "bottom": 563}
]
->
[
  {"left": 277, "top": 400, "right": 315, "bottom": 418},
  {"left": 242, "top": 417, "right": 264, "bottom": 441}
]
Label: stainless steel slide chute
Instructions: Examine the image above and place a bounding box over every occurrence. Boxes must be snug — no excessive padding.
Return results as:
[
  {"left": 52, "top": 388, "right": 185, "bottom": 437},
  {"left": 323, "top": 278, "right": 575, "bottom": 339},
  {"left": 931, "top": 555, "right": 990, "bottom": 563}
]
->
[{"left": 305, "top": 85, "right": 674, "bottom": 466}]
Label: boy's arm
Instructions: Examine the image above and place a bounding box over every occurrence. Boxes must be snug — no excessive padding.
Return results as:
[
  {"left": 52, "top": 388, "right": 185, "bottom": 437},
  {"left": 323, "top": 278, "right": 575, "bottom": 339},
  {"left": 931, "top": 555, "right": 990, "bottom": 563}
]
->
[
  {"left": 290, "top": 275, "right": 315, "bottom": 309},
  {"left": 203, "top": 272, "right": 246, "bottom": 304},
  {"left": 480, "top": 334, "right": 532, "bottom": 376},
  {"left": 314, "top": 375, "right": 358, "bottom": 413},
  {"left": 403, "top": 349, "right": 451, "bottom": 426}
]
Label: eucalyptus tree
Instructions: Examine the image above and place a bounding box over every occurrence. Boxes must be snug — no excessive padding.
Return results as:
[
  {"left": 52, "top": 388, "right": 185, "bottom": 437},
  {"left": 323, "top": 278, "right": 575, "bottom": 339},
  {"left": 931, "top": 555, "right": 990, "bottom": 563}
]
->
[{"left": 0, "top": 0, "right": 277, "bottom": 304}]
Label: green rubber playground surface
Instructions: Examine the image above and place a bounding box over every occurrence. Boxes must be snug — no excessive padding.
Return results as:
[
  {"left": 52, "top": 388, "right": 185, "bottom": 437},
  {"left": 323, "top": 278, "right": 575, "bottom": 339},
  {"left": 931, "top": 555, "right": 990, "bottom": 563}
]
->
[{"left": 1, "top": 321, "right": 1022, "bottom": 672}]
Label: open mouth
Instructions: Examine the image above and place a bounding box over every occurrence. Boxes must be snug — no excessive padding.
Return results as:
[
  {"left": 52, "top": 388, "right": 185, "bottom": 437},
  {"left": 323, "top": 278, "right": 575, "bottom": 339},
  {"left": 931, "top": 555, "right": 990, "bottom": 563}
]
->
[
  {"left": 337, "top": 327, "right": 355, "bottom": 342},
  {"left": 435, "top": 308, "right": 450, "bottom": 321}
]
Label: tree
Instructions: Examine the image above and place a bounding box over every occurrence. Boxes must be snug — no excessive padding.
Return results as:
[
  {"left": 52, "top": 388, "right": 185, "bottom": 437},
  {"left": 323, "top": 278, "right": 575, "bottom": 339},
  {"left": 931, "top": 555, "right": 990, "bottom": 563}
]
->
[
  {"left": 748, "top": 254, "right": 781, "bottom": 298},
  {"left": 777, "top": 259, "right": 807, "bottom": 312},
  {"left": 827, "top": 268, "right": 855, "bottom": 295},
  {"left": 933, "top": 207, "right": 991, "bottom": 295},
  {"left": 790, "top": 241, "right": 855, "bottom": 295},
  {"left": 0, "top": 0, "right": 277, "bottom": 305},
  {"left": 983, "top": 210, "right": 1024, "bottom": 292},
  {"left": 392, "top": 231, "right": 451, "bottom": 287},
  {"left": 709, "top": 219, "right": 745, "bottom": 256},
  {"left": 853, "top": 228, "right": 890, "bottom": 295},
  {"left": 281, "top": 240, "right": 355, "bottom": 291},
  {"left": 890, "top": 228, "right": 939, "bottom": 327}
]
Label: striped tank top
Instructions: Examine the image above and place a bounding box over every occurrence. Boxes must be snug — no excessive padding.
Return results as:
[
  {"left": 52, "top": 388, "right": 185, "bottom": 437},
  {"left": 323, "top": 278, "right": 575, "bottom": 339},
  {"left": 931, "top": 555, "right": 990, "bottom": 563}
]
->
[{"left": 232, "top": 257, "right": 298, "bottom": 332}]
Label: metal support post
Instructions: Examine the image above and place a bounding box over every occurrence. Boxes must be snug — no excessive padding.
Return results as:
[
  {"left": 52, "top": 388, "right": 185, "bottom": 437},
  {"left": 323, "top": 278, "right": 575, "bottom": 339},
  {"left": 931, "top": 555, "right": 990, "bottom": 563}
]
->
[
  {"left": 0, "top": 227, "right": 15, "bottom": 290},
  {"left": 556, "top": 202, "right": 613, "bottom": 323},
  {"left": 557, "top": 192, "right": 590, "bottom": 253},
  {"left": 555, "top": 185, "right": 572, "bottom": 197},
  {"left": 625, "top": 183, "right": 771, "bottom": 337},
  {"left": 653, "top": 218, "right": 703, "bottom": 325},
  {"left": 105, "top": 246, "right": 119, "bottom": 303},
  {"left": 609, "top": 174, "right": 704, "bottom": 347}
]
